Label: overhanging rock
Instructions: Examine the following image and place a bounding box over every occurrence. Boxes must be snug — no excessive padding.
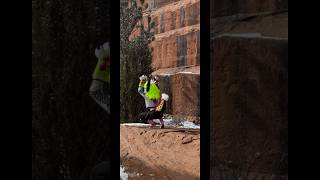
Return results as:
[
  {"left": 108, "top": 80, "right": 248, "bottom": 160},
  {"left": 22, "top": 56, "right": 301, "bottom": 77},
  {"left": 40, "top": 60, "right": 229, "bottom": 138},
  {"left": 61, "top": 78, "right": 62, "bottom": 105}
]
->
[
  {"left": 211, "top": 0, "right": 288, "bottom": 18},
  {"left": 153, "top": 66, "right": 200, "bottom": 120}
]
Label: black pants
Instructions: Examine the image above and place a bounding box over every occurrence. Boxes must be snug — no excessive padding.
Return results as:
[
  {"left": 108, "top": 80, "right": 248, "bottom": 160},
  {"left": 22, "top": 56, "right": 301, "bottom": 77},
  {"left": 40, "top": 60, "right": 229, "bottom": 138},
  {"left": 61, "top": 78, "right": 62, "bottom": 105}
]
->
[{"left": 138, "top": 110, "right": 163, "bottom": 124}]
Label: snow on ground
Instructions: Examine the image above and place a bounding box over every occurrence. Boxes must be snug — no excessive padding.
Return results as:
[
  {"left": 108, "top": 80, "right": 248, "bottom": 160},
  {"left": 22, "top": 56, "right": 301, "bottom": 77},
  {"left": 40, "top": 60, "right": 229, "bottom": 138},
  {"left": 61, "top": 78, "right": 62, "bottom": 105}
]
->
[
  {"left": 120, "top": 166, "right": 128, "bottom": 180},
  {"left": 162, "top": 118, "right": 178, "bottom": 126},
  {"left": 178, "top": 121, "right": 200, "bottom": 129},
  {"left": 121, "top": 123, "right": 151, "bottom": 127},
  {"left": 121, "top": 118, "right": 200, "bottom": 129}
]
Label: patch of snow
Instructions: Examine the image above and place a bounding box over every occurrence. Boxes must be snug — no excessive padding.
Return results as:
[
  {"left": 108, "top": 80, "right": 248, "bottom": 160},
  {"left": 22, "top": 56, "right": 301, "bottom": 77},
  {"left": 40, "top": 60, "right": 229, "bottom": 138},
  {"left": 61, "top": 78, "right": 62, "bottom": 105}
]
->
[
  {"left": 176, "top": 71, "right": 194, "bottom": 74},
  {"left": 121, "top": 123, "right": 150, "bottom": 127},
  {"left": 160, "top": 118, "right": 200, "bottom": 129},
  {"left": 163, "top": 118, "right": 177, "bottom": 126},
  {"left": 179, "top": 121, "right": 200, "bottom": 129},
  {"left": 121, "top": 118, "right": 200, "bottom": 129},
  {"left": 120, "top": 166, "right": 128, "bottom": 180}
]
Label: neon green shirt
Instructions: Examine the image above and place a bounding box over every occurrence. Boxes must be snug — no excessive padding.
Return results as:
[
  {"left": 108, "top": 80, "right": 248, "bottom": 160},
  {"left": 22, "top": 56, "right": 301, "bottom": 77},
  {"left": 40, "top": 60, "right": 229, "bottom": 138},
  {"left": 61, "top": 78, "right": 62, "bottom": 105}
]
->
[
  {"left": 144, "top": 82, "right": 161, "bottom": 100},
  {"left": 92, "top": 58, "right": 110, "bottom": 83}
]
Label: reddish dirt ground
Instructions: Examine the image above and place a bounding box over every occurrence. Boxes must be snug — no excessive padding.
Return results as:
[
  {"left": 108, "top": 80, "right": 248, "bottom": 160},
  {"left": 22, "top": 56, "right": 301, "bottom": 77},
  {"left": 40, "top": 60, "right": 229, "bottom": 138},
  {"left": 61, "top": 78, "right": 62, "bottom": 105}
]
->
[{"left": 120, "top": 126, "right": 200, "bottom": 179}]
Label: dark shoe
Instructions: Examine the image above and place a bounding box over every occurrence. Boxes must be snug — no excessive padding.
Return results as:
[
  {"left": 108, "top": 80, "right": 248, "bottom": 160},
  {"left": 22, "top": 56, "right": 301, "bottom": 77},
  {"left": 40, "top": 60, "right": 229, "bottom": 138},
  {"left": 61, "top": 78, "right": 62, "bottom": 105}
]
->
[{"left": 148, "top": 120, "right": 156, "bottom": 128}]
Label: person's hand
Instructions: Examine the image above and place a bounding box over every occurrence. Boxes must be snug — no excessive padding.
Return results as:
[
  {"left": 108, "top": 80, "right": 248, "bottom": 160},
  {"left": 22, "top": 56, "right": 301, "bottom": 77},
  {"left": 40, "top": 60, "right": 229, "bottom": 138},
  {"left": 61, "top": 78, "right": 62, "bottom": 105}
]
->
[
  {"left": 139, "top": 75, "right": 148, "bottom": 81},
  {"left": 161, "top": 93, "right": 169, "bottom": 101},
  {"left": 139, "top": 75, "right": 147, "bottom": 87}
]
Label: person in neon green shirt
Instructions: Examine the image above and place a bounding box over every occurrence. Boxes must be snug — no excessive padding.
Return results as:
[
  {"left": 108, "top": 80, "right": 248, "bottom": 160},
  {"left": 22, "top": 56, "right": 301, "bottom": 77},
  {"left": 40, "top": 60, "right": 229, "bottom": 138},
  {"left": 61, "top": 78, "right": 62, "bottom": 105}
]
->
[
  {"left": 138, "top": 75, "right": 161, "bottom": 109},
  {"left": 138, "top": 75, "right": 168, "bottom": 128},
  {"left": 89, "top": 42, "right": 110, "bottom": 113}
]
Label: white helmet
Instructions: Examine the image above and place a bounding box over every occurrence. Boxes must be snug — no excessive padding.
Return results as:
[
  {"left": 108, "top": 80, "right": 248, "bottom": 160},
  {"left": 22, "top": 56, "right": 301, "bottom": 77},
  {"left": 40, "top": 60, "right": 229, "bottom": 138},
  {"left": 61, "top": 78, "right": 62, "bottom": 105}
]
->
[{"left": 95, "top": 42, "right": 110, "bottom": 59}]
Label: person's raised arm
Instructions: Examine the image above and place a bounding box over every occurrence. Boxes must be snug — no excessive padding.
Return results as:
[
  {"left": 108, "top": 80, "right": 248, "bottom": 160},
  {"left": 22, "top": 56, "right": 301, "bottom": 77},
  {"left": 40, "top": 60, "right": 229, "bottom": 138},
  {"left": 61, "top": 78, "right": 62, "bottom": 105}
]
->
[
  {"left": 138, "top": 75, "right": 148, "bottom": 97},
  {"left": 89, "top": 42, "right": 110, "bottom": 113}
]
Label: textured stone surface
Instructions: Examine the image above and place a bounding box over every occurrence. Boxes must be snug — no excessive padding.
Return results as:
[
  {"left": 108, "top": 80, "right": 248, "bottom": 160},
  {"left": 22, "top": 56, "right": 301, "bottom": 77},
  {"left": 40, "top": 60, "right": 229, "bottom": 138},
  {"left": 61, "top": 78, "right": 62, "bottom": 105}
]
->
[
  {"left": 150, "top": 26, "right": 200, "bottom": 70},
  {"left": 148, "top": 0, "right": 182, "bottom": 10},
  {"left": 211, "top": 11, "right": 288, "bottom": 39},
  {"left": 210, "top": 35, "right": 288, "bottom": 178},
  {"left": 153, "top": 66, "right": 200, "bottom": 117},
  {"left": 171, "top": 72, "right": 200, "bottom": 116},
  {"left": 136, "top": 0, "right": 200, "bottom": 70},
  {"left": 211, "top": 0, "right": 288, "bottom": 18},
  {"left": 144, "top": 0, "right": 200, "bottom": 34},
  {"left": 210, "top": 0, "right": 288, "bottom": 178}
]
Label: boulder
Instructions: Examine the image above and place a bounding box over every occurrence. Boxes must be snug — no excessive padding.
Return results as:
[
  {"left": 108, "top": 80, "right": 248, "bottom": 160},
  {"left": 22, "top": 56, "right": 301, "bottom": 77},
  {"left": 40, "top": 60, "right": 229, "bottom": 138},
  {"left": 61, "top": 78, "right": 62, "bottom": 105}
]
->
[
  {"left": 153, "top": 66, "right": 200, "bottom": 117},
  {"left": 210, "top": 35, "right": 288, "bottom": 177}
]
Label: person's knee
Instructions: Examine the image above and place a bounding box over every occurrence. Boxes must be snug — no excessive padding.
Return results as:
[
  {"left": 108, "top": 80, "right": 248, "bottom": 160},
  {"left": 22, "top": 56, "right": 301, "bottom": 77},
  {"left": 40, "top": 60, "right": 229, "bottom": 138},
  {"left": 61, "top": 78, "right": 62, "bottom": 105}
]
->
[
  {"left": 137, "top": 113, "right": 144, "bottom": 123},
  {"left": 138, "top": 112, "right": 148, "bottom": 123}
]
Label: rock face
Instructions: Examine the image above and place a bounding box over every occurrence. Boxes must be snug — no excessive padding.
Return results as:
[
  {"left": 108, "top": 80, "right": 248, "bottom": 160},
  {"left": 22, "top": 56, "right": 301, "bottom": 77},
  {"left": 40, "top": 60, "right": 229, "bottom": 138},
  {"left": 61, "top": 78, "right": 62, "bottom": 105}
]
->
[
  {"left": 151, "top": 26, "right": 200, "bottom": 70},
  {"left": 148, "top": 0, "right": 181, "bottom": 10},
  {"left": 211, "top": 0, "right": 288, "bottom": 18},
  {"left": 211, "top": 36, "right": 288, "bottom": 179},
  {"left": 153, "top": 66, "right": 200, "bottom": 118},
  {"left": 148, "top": 0, "right": 200, "bottom": 34},
  {"left": 210, "top": 0, "right": 288, "bottom": 179},
  {"left": 127, "top": 0, "right": 200, "bottom": 120},
  {"left": 144, "top": 0, "right": 200, "bottom": 119},
  {"left": 146, "top": 0, "right": 200, "bottom": 70}
]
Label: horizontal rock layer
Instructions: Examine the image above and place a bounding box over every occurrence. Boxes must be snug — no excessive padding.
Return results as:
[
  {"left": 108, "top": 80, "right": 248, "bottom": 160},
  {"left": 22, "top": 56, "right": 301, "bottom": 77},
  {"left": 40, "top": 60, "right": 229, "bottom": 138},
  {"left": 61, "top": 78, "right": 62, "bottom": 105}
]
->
[
  {"left": 211, "top": 0, "right": 288, "bottom": 18},
  {"left": 150, "top": 25, "right": 200, "bottom": 70},
  {"left": 143, "top": 0, "right": 200, "bottom": 34}
]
